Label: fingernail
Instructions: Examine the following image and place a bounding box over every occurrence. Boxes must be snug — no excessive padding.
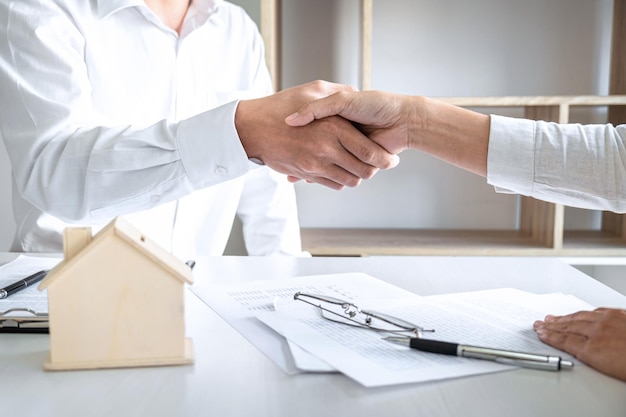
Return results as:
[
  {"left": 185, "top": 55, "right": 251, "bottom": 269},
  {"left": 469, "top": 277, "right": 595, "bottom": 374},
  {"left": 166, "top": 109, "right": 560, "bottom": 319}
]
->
[
  {"left": 544, "top": 315, "right": 556, "bottom": 322},
  {"left": 285, "top": 112, "right": 299, "bottom": 122},
  {"left": 389, "top": 154, "right": 400, "bottom": 168}
]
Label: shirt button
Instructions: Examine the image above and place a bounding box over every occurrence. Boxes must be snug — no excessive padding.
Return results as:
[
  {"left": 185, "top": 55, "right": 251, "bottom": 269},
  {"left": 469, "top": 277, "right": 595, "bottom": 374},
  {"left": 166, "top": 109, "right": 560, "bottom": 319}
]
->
[
  {"left": 215, "top": 166, "right": 227, "bottom": 176},
  {"left": 150, "top": 195, "right": 161, "bottom": 203}
]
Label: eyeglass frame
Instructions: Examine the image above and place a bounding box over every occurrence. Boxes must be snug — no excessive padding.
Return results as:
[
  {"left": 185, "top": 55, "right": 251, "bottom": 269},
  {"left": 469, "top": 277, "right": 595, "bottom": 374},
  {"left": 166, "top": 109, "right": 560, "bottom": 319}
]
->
[{"left": 293, "top": 292, "right": 435, "bottom": 337}]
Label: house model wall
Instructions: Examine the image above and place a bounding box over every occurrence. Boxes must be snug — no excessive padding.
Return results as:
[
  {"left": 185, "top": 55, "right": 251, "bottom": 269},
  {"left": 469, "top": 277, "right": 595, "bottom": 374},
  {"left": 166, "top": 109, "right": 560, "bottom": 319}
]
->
[{"left": 39, "top": 217, "right": 194, "bottom": 370}]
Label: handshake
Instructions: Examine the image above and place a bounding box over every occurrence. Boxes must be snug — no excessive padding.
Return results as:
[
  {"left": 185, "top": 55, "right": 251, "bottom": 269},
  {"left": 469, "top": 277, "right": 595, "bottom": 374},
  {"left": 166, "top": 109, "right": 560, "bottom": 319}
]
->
[{"left": 235, "top": 80, "right": 491, "bottom": 190}]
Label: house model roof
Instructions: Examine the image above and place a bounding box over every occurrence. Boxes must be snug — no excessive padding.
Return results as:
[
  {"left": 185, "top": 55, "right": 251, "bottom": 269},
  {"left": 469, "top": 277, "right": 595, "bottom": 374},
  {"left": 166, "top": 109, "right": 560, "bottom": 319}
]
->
[{"left": 39, "top": 217, "right": 193, "bottom": 290}]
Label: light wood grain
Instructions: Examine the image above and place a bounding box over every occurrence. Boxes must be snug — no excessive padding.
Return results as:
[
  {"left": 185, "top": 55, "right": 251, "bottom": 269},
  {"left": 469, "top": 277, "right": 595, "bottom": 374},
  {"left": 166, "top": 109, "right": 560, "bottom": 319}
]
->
[
  {"left": 42, "top": 218, "right": 194, "bottom": 370},
  {"left": 360, "top": 0, "right": 373, "bottom": 91},
  {"left": 440, "top": 95, "right": 626, "bottom": 107},
  {"left": 301, "top": 228, "right": 626, "bottom": 257},
  {"left": 260, "top": 0, "right": 282, "bottom": 91}
]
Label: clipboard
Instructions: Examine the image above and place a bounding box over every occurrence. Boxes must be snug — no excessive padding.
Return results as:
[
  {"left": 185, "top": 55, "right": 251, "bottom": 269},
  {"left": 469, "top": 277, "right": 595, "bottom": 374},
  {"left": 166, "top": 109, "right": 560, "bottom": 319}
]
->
[
  {"left": 0, "top": 307, "right": 48, "bottom": 333},
  {"left": 0, "top": 254, "right": 60, "bottom": 334}
]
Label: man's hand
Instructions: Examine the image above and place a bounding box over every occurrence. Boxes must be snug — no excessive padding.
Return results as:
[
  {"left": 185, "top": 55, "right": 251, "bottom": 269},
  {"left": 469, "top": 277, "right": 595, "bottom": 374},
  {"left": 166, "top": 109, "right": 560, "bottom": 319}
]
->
[
  {"left": 284, "top": 90, "right": 414, "bottom": 155},
  {"left": 534, "top": 308, "right": 626, "bottom": 382},
  {"left": 236, "top": 81, "right": 399, "bottom": 190}
]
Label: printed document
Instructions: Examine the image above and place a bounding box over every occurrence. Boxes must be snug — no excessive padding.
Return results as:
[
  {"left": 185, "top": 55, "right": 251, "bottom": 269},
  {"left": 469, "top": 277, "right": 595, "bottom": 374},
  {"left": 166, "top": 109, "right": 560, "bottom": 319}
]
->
[
  {"left": 189, "top": 272, "right": 420, "bottom": 374},
  {"left": 192, "top": 272, "right": 593, "bottom": 386},
  {"left": 258, "top": 287, "right": 592, "bottom": 387}
]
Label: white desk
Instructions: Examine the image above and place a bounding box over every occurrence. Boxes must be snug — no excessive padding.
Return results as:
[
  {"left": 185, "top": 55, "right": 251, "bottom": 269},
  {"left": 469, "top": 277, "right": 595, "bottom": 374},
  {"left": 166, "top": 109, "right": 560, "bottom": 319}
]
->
[{"left": 2, "top": 255, "right": 625, "bottom": 417}]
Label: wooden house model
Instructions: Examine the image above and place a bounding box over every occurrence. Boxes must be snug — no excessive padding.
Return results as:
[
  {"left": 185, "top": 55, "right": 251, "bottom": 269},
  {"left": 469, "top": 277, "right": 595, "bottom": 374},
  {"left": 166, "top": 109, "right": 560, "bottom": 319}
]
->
[{"left": 39, "top": 217, "right": 194, "bottom": 371}]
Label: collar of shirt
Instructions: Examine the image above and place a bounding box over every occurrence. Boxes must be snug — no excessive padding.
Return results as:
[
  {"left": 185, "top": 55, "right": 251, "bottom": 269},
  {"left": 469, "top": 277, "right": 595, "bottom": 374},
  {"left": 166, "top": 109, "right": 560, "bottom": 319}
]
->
[{"left": 96, "top": 0, "right": 222, "bottom": 21}]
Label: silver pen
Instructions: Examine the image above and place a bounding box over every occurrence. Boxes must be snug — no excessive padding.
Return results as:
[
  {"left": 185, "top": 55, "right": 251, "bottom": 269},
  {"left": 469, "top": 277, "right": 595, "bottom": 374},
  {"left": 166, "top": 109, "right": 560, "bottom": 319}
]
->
[{"left": 384, "top": 336, "right": 574, "bottom": 371}]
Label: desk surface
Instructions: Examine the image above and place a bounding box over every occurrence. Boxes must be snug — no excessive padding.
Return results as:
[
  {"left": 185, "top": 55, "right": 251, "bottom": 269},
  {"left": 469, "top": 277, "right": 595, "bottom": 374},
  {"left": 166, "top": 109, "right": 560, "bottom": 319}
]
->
[{"left": 2, "top": 254, "right": 625, "bottom": 417}]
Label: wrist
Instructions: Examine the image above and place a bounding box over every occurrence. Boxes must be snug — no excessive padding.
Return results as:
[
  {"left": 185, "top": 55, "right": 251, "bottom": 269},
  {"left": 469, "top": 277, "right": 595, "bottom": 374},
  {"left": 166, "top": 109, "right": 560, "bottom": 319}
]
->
[
  {"left": 406, "top": 95, "right": 430, "bottom": 150},
  {"left": 411, "top": 95, "right": 490, "bottom": 176},
  {"left": 234, "top": 99, "right": 263, "bottom": 162}
]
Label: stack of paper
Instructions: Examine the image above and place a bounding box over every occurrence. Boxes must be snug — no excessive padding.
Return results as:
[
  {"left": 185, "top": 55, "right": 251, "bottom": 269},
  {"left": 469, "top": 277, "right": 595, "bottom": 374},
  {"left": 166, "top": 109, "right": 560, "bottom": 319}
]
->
[{"left": 190, "top": 273, "right": 592, "bottom": 387}]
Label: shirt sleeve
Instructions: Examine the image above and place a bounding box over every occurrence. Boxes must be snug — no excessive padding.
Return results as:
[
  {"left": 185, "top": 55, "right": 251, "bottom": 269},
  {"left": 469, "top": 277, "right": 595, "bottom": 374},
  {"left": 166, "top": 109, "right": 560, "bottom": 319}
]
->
[
  {"left": 487, "top": 114, "right": 626, "bottom": 212},
  {"left": 0, "top": 3, "right": 249, "bottom": 223}
]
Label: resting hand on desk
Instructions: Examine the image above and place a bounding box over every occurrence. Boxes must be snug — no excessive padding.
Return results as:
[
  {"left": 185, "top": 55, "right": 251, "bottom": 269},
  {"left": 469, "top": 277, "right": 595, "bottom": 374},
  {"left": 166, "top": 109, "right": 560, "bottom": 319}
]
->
[{"left": 534, "top": 308, "right": 626, "bottom": 382}]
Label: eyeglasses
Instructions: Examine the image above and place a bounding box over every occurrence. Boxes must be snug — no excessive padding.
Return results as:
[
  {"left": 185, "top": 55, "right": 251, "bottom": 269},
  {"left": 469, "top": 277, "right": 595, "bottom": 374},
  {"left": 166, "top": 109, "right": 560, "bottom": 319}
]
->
[{"left": 293, "top": 292, "right": 435, "bottom": 337}]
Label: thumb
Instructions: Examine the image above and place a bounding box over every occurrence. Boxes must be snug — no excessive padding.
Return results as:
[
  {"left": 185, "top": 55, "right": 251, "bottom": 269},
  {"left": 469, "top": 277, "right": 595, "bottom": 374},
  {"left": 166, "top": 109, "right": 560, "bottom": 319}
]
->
[
  {"left": 284, "top": 109, "right": 315, "bottom": 127},
  {"left": 285, "top": 93, "right": 350, "bottom": 127}
]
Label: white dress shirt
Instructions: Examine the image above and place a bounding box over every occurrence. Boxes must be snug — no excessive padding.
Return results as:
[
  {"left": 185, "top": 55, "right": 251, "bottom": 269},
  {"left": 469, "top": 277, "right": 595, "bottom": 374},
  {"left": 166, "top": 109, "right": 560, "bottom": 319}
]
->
[
  {"left": 488, "top": 115, "right": 626, "bottom": 212},
  {"left": 0, "top": 0, "right": 305, "bottom": 257}
]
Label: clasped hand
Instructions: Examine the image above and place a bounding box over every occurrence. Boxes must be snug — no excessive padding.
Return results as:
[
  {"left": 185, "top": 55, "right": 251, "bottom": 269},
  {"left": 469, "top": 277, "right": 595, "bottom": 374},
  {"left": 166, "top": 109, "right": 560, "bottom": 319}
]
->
[{"left": 235, "top": 81, "right": 401, "bottom": 190}]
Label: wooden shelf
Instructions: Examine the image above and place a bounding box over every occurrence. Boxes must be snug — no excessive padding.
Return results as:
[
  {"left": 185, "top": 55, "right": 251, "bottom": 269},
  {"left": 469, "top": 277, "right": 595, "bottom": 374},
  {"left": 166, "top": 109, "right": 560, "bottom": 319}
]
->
[
  {"left": 300, "top": 92, "right": 626, "bottom": 257},
  {"left": 440, "top": 95, "right": 626, "bottom": 107},
  {"left": 301, "top": 228, "right": 626, "bottom": 257},
  {"left": 264, "top": 0, "right": 626, "bottom": 258}
]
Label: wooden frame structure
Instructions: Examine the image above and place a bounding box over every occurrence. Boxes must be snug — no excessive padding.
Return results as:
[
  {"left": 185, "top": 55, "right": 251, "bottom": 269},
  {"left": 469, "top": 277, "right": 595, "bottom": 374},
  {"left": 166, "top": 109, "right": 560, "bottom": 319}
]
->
[{"left": 260, "top": 0, "right": 626, "bottom": 257}]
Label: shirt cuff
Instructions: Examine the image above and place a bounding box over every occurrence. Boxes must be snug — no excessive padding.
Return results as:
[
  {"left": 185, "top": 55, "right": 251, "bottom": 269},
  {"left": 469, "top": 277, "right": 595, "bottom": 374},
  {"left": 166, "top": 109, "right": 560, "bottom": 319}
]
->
[
  {"left": 176, "top": 100, "right": 250, "bottom": 190},
  {"left": 487, "top": 115, "right": 536, "bottom": 196}
]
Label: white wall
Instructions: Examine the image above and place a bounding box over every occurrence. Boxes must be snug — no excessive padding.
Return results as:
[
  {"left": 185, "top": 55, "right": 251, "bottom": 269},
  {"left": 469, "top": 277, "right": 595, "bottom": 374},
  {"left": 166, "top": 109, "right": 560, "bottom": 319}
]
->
[{"left": 0, "top": 0, "right": 615, "bottom": 251}]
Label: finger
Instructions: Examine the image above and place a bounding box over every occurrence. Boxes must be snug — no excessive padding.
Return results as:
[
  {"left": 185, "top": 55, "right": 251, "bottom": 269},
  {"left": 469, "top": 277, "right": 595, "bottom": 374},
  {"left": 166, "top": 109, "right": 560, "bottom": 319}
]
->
[
  {"left": 295, "top": 160, "right": 364, "bottom": 189},
  {"left": 310, "top": 177, "right": 345, "bottom": 190},
  {"left": 280, "top": 143, "right": 366, "bottom": 188},
  {"left": 321, "top": 144, "right": 379, "bottom": 181},
  {"left": 338, "top": 128, "right": 400, "bottom": 171},
  {"left": 535, "top": 327, "right": 587, "bottom": 357},
  {"left": 315, "top": 116, "right": 399, "bottom": 173},
  {"left": 299, "top": 171, "right": 360, "bottom": 190},
  {"left": 292, "top": 174, "right": 344, "bottom": 190},
  {"left": 318, "top": 164, "right": 363, "bottom": 188},
  {"left": 315, "top": 80, "right": 358, "bottom": 96},
  {"left": 287, "top": 117, "right": 389, "bottom": 180},
  {"left": 544, "top": 310, "right": 601, "bottom": 323},
  {"left": 285, "top": 92, "right": 354, "bottom": 127},
  {"left": 537, "top": 319, "right": 596, "bottom": 338}
]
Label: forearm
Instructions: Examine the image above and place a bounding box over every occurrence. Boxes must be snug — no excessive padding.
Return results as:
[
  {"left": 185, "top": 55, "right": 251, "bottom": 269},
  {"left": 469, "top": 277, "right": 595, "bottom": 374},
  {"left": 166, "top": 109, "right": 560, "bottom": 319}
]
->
[
  {"left": 488, "top": 116, "right": 626, "bottom": 212},
  {"left": 0, "top": 4, "right": 250, "bottom": 222},
  {"left": 8, "top": 103, "right": 248, "bottom": 222},
  {"left": 409, "top": 96, "right": 490, "bottom": 177}
]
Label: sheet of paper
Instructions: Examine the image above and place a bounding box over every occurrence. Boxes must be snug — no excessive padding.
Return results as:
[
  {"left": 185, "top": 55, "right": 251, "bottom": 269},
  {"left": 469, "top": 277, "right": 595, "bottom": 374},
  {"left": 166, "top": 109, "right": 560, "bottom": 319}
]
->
[
  {"left": 189, "top": 272, "right": 421, "bottom": 374},
  {"left": 257, "top": 288, "right": 594, "bottom": 387},
  {"left": 0, "top": 255, "right": 60, "bottom": 316}
]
